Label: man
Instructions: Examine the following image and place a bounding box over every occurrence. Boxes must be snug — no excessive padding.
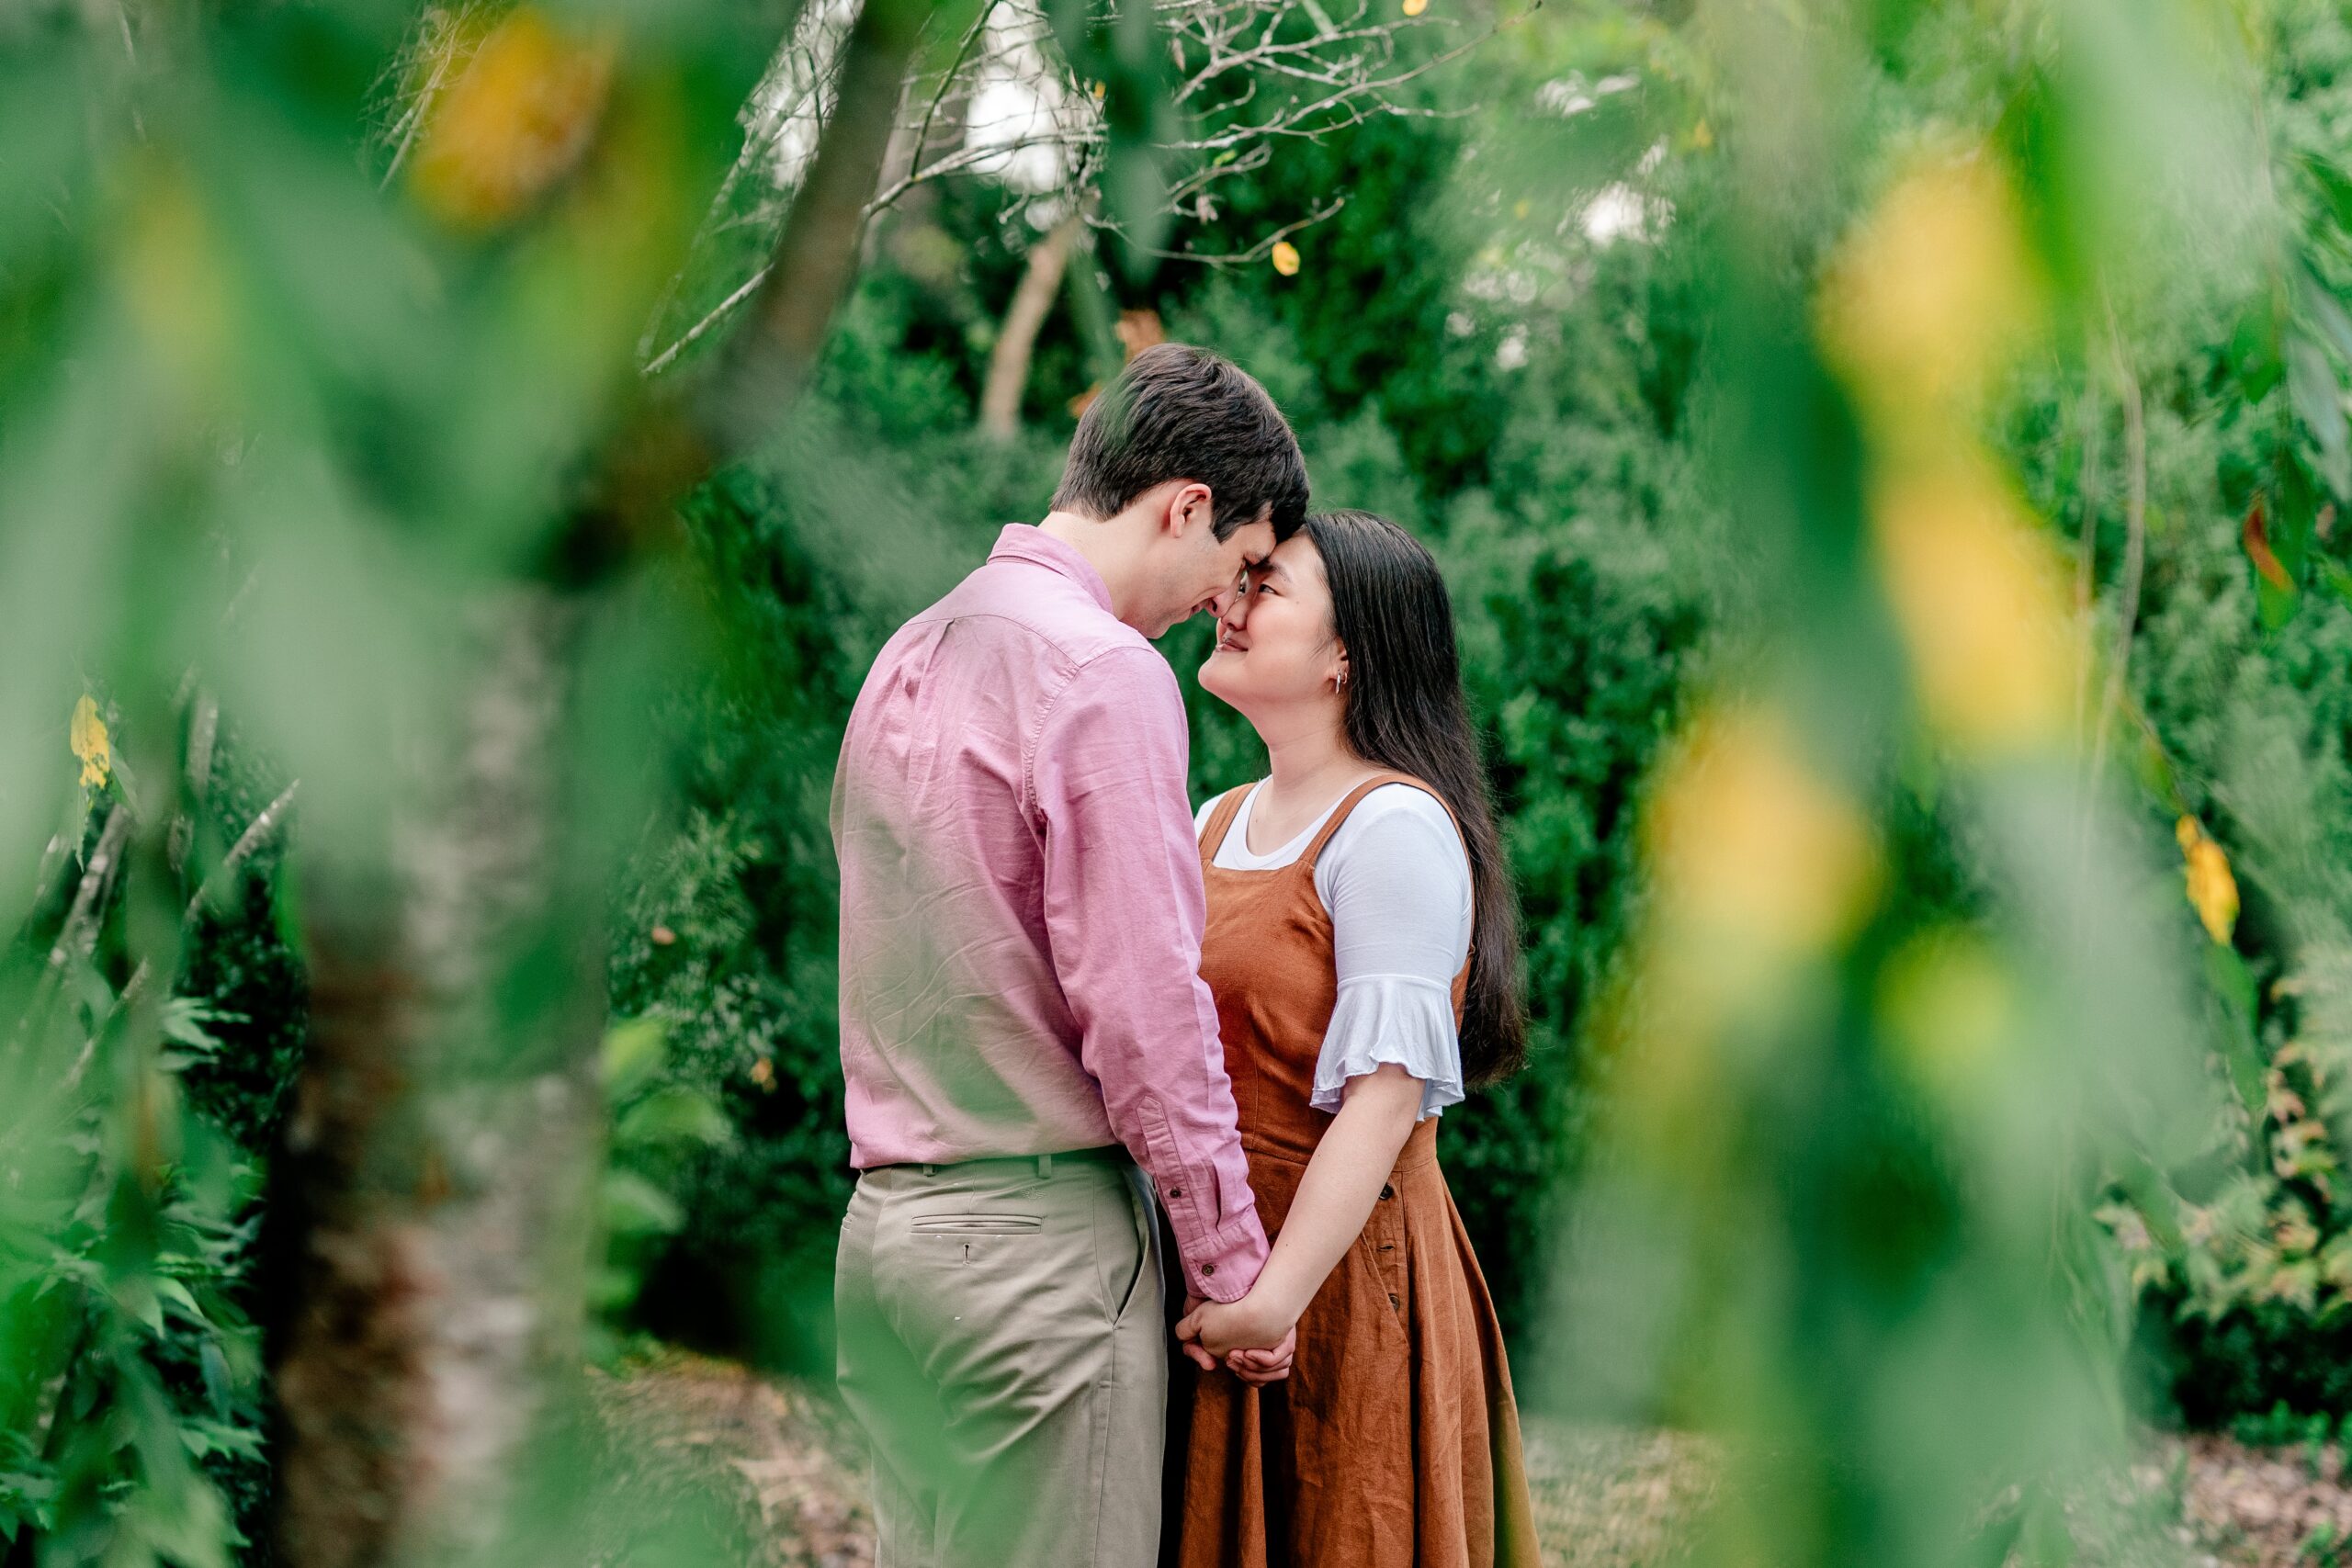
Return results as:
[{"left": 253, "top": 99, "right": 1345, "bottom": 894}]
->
[{"left": 831, "top": 343, "right": 1309, "bottom": 1568}]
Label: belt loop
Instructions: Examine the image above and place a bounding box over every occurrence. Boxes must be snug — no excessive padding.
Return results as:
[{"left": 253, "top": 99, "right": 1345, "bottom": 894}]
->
[
  {"left": 1036, "top": 1152, "right": 1053, "bottom": 1179},
  {"left": 921, "top": 1162, "right": 937, "bottom": 1177}
]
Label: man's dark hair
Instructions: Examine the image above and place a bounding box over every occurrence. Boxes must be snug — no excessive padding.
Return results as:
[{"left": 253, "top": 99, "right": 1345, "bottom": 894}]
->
[{"left": 1050, "top": 342, "right": 1309, "bottom": 541}]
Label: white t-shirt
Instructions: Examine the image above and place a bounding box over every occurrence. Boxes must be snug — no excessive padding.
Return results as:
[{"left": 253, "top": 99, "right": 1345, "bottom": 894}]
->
[{"left": 1193, "top": 781, "right": 1470, "bottom": 1121}]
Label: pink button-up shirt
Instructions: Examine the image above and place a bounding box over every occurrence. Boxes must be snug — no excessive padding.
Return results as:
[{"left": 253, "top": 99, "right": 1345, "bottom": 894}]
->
[{"left": 831, "top": 524, "right": 1269, "bottom": 1302}]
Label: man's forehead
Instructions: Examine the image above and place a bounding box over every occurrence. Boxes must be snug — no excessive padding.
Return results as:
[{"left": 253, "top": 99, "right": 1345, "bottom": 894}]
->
[{"left": 1238, "top": 512, "right": 1278, "bottom": 563}]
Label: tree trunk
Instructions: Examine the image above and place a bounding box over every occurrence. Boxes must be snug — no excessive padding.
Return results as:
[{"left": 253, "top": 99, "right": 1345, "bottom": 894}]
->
[
  {"left": 978, "top": 213, "right": 1082, "bottom": 441},
  {"left": 267, "top": 592, "right": 603, "bottom": 1568},
  {"left": 263, "top": 3, "right": 937, "bottom": 1562}
]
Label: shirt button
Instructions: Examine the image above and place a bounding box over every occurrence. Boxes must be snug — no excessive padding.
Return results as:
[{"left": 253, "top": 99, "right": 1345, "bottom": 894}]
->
[
  {"left": 1168, "top": 1188, "right": 1182, "bottom": 1200},
  {"left": 1202, "top": 1263, "right": 1216, "bottom": 1277},
  {"left": 1380, "top": 1184, "right": 1395, "bottom": 1200}
]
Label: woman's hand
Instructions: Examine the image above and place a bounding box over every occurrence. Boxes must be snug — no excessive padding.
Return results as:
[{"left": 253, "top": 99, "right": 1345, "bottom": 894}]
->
[{"left": 1176, "top": 1293, "right": 1299, "bottom": 1385}]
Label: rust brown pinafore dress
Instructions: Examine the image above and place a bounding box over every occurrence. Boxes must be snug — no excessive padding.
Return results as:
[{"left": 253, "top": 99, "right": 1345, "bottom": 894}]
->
[{"left": 1175, "top": 773, "right": 1541, "bottom": 1568}]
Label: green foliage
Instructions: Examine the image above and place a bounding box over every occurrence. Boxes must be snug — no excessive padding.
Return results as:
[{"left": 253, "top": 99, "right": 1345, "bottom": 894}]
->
[
  {"left": 594, "top": 1015, "right": 734, "bottom": 1348},
  {"left": 2, "top": 809, "right": 270, "bottom": 1568},
  {"left": 2229, "top": 1397, "right": 2342, "bottom": 1452}
]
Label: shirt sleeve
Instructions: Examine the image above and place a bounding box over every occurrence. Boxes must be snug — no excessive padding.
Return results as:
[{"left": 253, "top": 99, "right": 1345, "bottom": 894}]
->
[
  {"left": 1032, "top": 647, "right": 1269, "bottom": 1302},
  {"left": 1310, "top": 785, "right": 1472, "bottom": 1121}
]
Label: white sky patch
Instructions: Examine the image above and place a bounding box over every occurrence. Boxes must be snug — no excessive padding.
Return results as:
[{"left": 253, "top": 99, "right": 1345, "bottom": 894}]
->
[
  {"left": 752, "top": 0, "right": 859, "bottom": 195},
  {"left": 1536, "top": 72, "right": 1640, "bottom": 119},
  {"left": 1581, "top": 148, "right": 1674, "bottom": 245},
  {"left": 963, "top": 9, "right": 1091, "bottom": 196},
  {"left": 1581, "top": 184, "right": 1650, "bottom": 243}
]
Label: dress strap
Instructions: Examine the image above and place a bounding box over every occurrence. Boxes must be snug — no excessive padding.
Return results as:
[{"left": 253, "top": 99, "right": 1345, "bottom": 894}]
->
[
  {"left": 1198, "top": 784, "right": 1256, "bottom": 857},
  {"left": 1300, "top": 771, "right": 1455, "bottom": 867}
]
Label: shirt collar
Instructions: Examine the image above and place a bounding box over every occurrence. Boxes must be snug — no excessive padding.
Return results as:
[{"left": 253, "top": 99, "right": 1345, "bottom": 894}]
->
[{"left": 988, "top": 524, "right": 1115, "bottom": 615}]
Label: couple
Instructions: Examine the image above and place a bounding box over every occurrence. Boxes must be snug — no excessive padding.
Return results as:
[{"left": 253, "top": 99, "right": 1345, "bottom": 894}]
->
[{"left": 831, "top": 343, "right": 1539, "bottom": 1568}]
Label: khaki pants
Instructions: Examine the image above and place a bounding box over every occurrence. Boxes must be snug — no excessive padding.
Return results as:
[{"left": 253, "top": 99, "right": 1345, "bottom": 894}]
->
[{"left": 835, "top": 1155, "right": 1167, "bottom": 1568}]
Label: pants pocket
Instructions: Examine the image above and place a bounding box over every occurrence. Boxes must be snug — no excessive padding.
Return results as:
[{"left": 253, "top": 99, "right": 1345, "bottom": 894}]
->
[
  {"left": 911, "top": 1213, "right": 1045, "bottom": 1235},
  {"left": 1108, "top": 1172, "right": 1154, "bottom": 1324}
]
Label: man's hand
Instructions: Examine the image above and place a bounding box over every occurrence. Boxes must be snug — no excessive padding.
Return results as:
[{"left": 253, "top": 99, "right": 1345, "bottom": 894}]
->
[
  {"left": 1174, "top": 1294, "right": 1296, "bottom": 1383},
  {"left": 1175, "top": 1295, "right": 1218, "bottom": 1371},
  {"left": 1178, "top": 1288, "right": 1297, "bottom": 1352}
]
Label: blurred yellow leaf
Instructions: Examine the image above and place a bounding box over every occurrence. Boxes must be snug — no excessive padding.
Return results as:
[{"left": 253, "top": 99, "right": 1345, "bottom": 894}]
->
[
  {"left": 71, "top": 695, "right": 110, "bottom": 788},
  {"left": 412, "top": 8, "right": 619, "bottom": 230},
  {"left": 119, "top": 167, "right": 232, "bottom": 401},
  {"left": 1612, "top": 705, "right": 1881, "bottom": 1166},
  {"left": 2177, "top": 816, "right": 2240, "bottom": 944},
  {"left": 1645, "top": 705, "right": 1880, "bottom": 952},
  {"left": 1402, "top": 0, "right": 1430, "bottom": 15},
  {"left": 1872, "top": 457, "right": 2080, "bottom": 758},
  {"left": 1819, "top": 152, "right": 2041, "bottom": 433},
  {"left": 1271, "top": 240, "right": 1302, "bottom": 276}
]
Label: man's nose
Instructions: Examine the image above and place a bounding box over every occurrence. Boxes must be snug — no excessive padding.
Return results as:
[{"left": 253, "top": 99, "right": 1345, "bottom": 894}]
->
[{"left": 1207, "top": 576, "right": 1245, "bottom": 619}]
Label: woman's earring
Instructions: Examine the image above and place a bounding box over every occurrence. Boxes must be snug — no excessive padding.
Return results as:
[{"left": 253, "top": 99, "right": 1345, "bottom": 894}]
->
[{"left": 1334, "top": 670, "right": 1348, "bottom": 692}]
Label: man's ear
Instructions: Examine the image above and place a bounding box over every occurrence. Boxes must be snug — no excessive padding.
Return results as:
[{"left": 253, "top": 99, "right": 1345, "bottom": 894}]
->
[{"left": 1165, "top": 481, "right": 1216, "bottom": 538}]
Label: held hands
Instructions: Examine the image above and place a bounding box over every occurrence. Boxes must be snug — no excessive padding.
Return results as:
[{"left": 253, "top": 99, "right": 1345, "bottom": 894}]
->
[{"left": 1175, "top": 1292, "right": 1296, "bottom": 1386}]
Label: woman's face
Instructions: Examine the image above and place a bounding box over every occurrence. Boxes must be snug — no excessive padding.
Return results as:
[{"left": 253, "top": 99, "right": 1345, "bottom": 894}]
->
[{"left": 1199, "top": 533, "right": 1346, "bottom": 716}]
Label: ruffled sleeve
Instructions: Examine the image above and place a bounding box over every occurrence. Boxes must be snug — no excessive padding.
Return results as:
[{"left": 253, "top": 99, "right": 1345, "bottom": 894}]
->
[{"left": 1308, "top": 785, "right": 1473, "bottom": 1121}]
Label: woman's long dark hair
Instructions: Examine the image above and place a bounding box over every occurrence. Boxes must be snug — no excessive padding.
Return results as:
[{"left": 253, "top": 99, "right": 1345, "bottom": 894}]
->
[{"left": 1306, "top": 510, "right": 1527, "bottom": 1085}]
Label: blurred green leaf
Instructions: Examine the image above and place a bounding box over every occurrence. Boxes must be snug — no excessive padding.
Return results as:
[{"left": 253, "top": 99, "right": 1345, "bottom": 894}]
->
[
  {"left": 603, "top": 1168, "right": 684, "bottom": 1238},
  {"left": 613, "top": 1086, "right": 732, "bottom": 1149},
  {"left": 2204, "top": 942, "right": 2265, "bottom": 1119},
  {"left": 2289, "top": 330, "right": 2352, "bottom": 501},
  {"left": 600, "top": 1015, "right": 669, "bottom": 1100}
]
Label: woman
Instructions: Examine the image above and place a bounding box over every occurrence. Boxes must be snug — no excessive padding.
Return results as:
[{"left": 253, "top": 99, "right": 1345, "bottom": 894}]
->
[{"left": 1172, "top": 511, "right": 1540, "bottom": 1568}]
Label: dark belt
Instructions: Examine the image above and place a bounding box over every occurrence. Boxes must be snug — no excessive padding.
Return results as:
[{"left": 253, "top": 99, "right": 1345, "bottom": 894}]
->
[{"left": 867, "top": 1144, "right": 1129, "bottom": 1180}]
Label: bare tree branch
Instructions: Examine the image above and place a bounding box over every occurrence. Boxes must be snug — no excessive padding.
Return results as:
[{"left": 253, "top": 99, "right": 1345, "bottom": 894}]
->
[
  {"left": 378, "top": 5, "right": 487, "bottom": 189},
  {"left": 692, "top": 0, "right": 933, "bottom": 457},
  {"left": 979, "top": 210, "right": 1083, "bottom": 437},
  {"left": 186, "top": 779, "right": 300, "bottom": 928},
  {"left": 2089, "top": 320, "right": 2149, "bottom": 795},
  {"left": 645, "top": 0, "right": 1496, "bottom": 377}
]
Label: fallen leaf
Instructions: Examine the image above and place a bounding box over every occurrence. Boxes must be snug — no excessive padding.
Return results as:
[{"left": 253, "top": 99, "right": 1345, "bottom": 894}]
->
[{"left": 2245, "top": 495, "right": 2293, "bottom": 590}]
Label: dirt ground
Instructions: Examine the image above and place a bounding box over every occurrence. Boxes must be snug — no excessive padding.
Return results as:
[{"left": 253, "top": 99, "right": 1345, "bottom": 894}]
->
[{"left": 587, "top": 1349, "right": 2352, "bottom": 1567}]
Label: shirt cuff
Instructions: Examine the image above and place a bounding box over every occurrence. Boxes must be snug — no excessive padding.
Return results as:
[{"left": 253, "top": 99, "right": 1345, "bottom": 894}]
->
[
  {"left": 1175, "top": 1208, "right": 1269, "bottom": 1303},
  {"left": 1310, "top": 976, "right": 1466, "bottom": 1122}
]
